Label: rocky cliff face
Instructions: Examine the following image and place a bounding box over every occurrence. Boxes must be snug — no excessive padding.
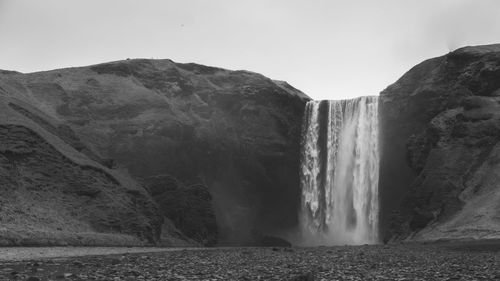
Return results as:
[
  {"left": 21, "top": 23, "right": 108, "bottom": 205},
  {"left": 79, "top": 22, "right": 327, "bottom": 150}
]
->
[
  {"left": 379, "top": 44, "right": 500, "bottom": 242},
  {"left": 0, "top": 124, "right": 164, "bottom": 246},
  {"left": 0, "top": 59, "right": 309, "bottom": 245}
]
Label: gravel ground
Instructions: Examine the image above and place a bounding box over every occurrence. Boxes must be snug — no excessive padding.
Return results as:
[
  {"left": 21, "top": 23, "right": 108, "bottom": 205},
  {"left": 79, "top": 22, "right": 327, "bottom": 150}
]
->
[
  {"left": 0, "top": 243, "right": 499, "bottom": 281},
  {"left": 0, "top": 247, "right": 200, "bottom": 262}
]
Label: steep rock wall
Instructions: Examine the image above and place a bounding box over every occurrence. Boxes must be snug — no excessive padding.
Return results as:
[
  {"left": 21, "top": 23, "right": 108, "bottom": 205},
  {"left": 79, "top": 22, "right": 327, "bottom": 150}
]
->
[
  {"left": 379, "top": 44, "right": 500, "bottom": 241},
  {"left": 0, "top": 59, "right": 309, "bottom": 245}
]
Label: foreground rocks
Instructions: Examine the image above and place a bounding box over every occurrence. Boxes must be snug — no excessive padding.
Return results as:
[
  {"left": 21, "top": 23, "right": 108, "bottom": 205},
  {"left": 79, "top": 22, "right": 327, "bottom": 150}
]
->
[{"left": 0, "top": 243, "right": 499, "bottom": 280}]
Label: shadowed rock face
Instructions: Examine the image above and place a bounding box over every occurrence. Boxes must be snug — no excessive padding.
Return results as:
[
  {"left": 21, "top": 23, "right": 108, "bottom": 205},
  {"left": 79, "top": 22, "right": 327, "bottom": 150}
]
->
[
  {"left": 0, "top": 124, "right": 162, "bottom": 246},
  {"left": 379, "top": 44, "right": 500, "bottom": 242},
  {"left": 145, "top": 175, "right": 218, "bottom": 246},
  {"left": 0, "top": 59, "right": 309, "bottom": 245}
]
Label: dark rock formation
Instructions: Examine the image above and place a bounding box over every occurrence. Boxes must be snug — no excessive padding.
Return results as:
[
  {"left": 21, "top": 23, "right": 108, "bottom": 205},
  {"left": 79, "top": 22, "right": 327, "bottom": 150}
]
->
[
  {"left": 145, "top": 175, "right": 217, "bottom": 246},
  {"left": 0, "top": 124, "right": 162, "bottom": 246},
  {"left": 257, "top": 235, "right": 292, "bottom": 247},
  {"left": 379, "top": 44, "right": 500, "bottom": 242},
  {"left": 0, "top": 59, "right": 309, "bottom": 245}
]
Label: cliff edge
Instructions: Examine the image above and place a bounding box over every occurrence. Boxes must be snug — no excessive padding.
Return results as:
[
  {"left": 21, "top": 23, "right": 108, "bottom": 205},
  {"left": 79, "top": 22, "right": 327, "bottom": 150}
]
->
[
  {"left": 380, "top": 44, "right": 500, "bottom": 242},
  {"left": 0, "top": 59, "right": 309, "bottom": 246}
]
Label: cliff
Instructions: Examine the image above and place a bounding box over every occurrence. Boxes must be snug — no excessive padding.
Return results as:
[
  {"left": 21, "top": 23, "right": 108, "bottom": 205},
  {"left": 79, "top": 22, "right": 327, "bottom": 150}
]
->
[
  {"left": 379, "top": 44, "right": 500, "bottom": 242},
  {"left": 0, "top": 59, "right": 309, "bottom": 246}
]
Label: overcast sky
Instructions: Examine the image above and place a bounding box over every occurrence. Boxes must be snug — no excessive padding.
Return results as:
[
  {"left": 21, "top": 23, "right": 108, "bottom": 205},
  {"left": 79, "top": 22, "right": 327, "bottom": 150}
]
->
[{"left": 1, "top": 0, "right": 500, "bottom": 100}]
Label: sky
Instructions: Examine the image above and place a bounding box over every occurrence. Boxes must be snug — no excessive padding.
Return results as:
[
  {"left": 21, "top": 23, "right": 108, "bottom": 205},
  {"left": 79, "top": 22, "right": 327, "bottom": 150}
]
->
[{"left": 1, "top": 0, "right": 500, "bottom": 100}]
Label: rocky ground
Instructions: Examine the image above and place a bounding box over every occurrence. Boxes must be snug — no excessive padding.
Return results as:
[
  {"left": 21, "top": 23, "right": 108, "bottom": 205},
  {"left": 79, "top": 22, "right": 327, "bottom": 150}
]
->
[{"left": 0, "top": 242, "right": 499, "bottom": 281}]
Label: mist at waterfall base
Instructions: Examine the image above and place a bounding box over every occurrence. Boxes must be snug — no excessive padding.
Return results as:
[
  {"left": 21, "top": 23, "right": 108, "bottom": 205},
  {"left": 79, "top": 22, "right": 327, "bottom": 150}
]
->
[{"left": 295, "top": 96, "right": 380, "bottom": 246}]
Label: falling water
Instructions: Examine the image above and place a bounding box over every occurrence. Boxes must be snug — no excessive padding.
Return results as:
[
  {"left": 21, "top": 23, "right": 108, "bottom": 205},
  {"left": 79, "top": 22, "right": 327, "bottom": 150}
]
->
[{"left": 299, "top": 96, "right": 379, "bottom": 245}]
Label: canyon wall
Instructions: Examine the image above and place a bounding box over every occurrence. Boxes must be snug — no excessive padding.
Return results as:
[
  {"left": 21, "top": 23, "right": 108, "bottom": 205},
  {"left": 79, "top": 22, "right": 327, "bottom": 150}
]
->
[
  {"left": 3, "top": 44, "right": 500, "bottom": 246},
  {"left": 0, "top": 59, "right": 309, "bottom": 246},
  {"left": 379, "top": 44, "right": 500, "bottom": 242}
]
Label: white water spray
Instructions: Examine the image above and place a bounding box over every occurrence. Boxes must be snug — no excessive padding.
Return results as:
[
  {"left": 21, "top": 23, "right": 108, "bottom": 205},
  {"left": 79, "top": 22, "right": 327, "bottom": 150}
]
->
[{"left": 299, "top": 96, "right": 379, "bottom": 245}]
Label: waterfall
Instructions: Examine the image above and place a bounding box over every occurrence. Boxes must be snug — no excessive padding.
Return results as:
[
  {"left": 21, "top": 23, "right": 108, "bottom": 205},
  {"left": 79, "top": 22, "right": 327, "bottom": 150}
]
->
[{"left": 299, "top": 96, "right": 379, "bottom": 245}]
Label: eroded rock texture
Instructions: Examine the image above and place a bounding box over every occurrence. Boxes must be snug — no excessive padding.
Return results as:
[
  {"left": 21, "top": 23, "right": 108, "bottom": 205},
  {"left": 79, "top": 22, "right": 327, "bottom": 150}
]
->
[
  {"left": 0, "top": 125, "right": 162, "bottom": 246},
  {"left": 0, "top": 59, "right": 309, "bottom": 245},
  {"left": 146, "top": 175, "right": 217, "bottom": 246},
  {"left": 380, "top": 44, "right": 500, "bottom": 241}
]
